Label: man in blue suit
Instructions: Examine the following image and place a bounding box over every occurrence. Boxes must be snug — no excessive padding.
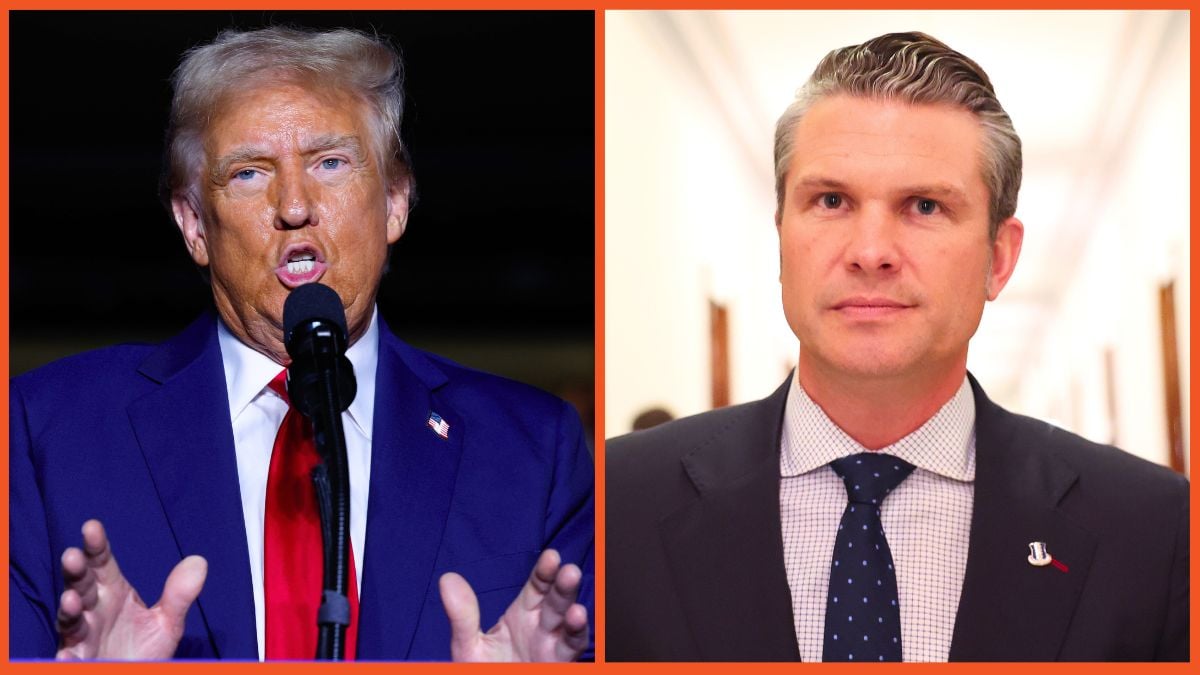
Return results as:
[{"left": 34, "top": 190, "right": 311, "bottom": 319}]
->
[{"left": 10, "top": 26, "right": 592, "bottom": 661}]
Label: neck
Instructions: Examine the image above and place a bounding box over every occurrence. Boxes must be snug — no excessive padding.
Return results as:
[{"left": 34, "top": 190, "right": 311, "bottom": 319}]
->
[
  {"left": 796, "top": 353, "right": 967, "bottom": 450},
  {"left": 212, "top": 292, "right": 376, "bottom": 368}
]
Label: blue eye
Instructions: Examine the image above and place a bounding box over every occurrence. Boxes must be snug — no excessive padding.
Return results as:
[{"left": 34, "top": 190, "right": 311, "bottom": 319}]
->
[
  {"left": 234, "top": 169, "right": 258, "bottom": 181},
  {"left": 320, "top": 158, "right": 344, "bottom": 170},
  {"left": 916, "top": 198, "right": 938, "bottom": 215}
]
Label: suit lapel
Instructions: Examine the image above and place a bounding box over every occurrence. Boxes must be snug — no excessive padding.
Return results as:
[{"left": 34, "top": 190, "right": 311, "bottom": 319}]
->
[
  {"left": 949, "top": 376, "right": 1096, "bottom": 661},
  {"left": 356, "top": 322, "right": 462, "bottom": 659},
  {"left": 127, "top": 314, "right": 258, "bottom": 658},
  {"left": 659, "top": 378, "right": 800, "bottom": 661}
]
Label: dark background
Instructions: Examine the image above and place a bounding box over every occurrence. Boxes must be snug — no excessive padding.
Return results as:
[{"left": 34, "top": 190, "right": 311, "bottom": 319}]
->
[{"left": 9, "top": 11, "right": 595, "bottom": 431}]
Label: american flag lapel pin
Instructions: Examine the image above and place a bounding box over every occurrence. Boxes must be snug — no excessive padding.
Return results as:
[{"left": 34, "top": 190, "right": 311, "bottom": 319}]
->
[{"left": 427, "top": 411, "right": 450, "bottom": 439}]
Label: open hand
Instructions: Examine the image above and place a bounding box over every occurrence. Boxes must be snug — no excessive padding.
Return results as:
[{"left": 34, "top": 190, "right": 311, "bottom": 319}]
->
[
  {"left": 56, "top": 519, "right": 207, "bottom": 660},
  {"left": 439, "top": 549, "right": 589, "bottom": 662}
]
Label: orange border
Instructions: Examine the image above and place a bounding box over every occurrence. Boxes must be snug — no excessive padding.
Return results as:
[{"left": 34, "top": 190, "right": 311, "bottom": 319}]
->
[
  {"left": 0, "top": 0, "right": 11, "bottom": 663},
  {"left": 594, "top": 6, "right": 608, "bottom": 667},
  {"left": 4, "top": 1, "right": 1198, "bottom": 673}
]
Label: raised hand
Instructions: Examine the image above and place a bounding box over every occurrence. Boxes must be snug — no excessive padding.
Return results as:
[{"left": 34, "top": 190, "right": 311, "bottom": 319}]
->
[
  {"left": 439, "top": 549, "right": 589, "bottom": 662},
  {"left": 56, "top": 520, "right": 208, "bottom": 660}
]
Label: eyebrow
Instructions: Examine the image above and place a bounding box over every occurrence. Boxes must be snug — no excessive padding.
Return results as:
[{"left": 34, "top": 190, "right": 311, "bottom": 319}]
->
[
  {"left": 210, "top": 134, "right": 368, "bottom": 182},
  {"left": 898, "top": 184, "right": 970, "bottom": 204},
  {"left": 793, "top": 176, "right": 969, "bottom": 203},
  {"left": 211, "top": 147, "right": 270, "bottom": 183},
  {"left": 303, "top": 134, "right": 367, "bottom": 163},
  {"left": 793, "top": 176, "right": 851, "bottom": 193}
]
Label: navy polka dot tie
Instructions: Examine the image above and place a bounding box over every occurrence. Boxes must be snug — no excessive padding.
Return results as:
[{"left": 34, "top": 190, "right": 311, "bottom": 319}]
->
[{"left": 822, "top": 453, "right": 915, "bottom": 662}]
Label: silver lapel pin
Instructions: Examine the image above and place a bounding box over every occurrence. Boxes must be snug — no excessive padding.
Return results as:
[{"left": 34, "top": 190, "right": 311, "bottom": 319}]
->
[{"left": 1027, "top": 541, "right": 1052, "bottom": 567}]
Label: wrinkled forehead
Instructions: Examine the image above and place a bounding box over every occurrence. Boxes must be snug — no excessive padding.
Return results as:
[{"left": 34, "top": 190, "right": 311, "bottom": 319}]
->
[
  {"left": 789, "top": 95, "right": 988, "bottom": 195},
  {"left": 206, "top": 78, "right": 367, "bottom": 142}
]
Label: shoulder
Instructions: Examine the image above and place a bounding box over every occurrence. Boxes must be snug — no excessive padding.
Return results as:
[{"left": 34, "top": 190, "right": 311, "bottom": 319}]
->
[
  {"left": 410, "top": 343, "right": 577, "bottom": 428},
  {"left": 977, "top": 390, "right": 1188, "bottom": 540},
  {"left": 608, "top": 400, "right": 764, "bottom": 470},
  {"left": 10, "top": 343, "right": 167, "bottom": 452},
  {"left": 606, "top": 381, "right": 788, "bottom": 500},
  {"left": 425, "top": 349, "right": 572, "bottom": 420},
  {"left": 380, "top": 329, "right": 584, "bottom": 450},
  {"left": 12, "top": 342, "right": 158, "bottom": 406},
  {"left": 1003, "top": 406, "right": 1187, "bottom": 504},
  {"left": 13, "top": 312, "right": 218, "bottom": 409}
]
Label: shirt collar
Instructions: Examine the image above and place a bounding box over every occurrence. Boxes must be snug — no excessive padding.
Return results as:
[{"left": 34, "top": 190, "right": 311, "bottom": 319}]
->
[
  {"left": 780, "top": 374, "right": 976, "bottom": 482},
  {"left": 216, "top": 306, "right": 380, "bottom": 440}
]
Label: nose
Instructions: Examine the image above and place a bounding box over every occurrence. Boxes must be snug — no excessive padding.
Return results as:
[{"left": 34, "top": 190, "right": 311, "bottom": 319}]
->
[
  {"left": 273, "top": 165, "right": 318, "bottom": 229},
  {"left": 844, "top": 208, "right": 900, "bottom": 274}
]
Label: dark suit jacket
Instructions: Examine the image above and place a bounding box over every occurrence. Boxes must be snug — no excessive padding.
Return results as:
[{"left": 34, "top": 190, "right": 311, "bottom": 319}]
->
[
  {"left": 606, "top": 375, "right": 1188, "bottom": 661},
  {"left": 10, "top": 312, "right": 594, "bottom": 660}
]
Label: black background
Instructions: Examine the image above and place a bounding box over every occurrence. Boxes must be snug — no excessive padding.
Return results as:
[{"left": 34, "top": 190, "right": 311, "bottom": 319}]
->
[{"left": 10, "top": 11, "right": 594, "bottom": 419}]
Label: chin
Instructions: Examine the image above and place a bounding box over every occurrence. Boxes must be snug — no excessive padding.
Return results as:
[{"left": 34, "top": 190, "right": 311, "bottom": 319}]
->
[{"left": 815, "top": 344, "right": 923, "bottom": 380}]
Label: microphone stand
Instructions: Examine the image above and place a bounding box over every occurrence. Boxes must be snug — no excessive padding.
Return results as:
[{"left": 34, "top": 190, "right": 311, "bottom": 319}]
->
[{"left": 287, "top": 321, "right": 356, "bottom": 661}]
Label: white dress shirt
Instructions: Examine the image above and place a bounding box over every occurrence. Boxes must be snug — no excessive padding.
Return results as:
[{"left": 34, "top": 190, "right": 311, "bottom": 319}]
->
[
  {"left": 216, "top": 309, "right": 379, "bottom": 660},
  {"left": 780, "top": 375, "right": 976, "bottom": 662}
]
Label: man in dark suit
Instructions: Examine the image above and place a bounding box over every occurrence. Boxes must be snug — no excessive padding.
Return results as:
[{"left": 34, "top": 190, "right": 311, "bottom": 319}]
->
[
  {"left": 10, "top": 26, "right": 592, "bottom": 661},
  {"left": 606, "top": 31, "right": 1187, "bottom": 662}
]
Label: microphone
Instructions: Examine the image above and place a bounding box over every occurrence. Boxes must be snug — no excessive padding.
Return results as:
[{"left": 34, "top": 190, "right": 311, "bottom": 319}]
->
[
  {"left": 283, "top": 282, "right": 356, "bottom": 417},
  {"left": 281, "top": 282, "right": 355, "bottom": 661}
]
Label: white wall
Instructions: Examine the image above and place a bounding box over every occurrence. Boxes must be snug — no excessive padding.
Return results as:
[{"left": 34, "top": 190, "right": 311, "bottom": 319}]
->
[
  {"left": 605, "top": 12, "right": 794, "bottom": 435},
  {"left": 1013, "top": 19, "right": 1190, "bottom": 468}
]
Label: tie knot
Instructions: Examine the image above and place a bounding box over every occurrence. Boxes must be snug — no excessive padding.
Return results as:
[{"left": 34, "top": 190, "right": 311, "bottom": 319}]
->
[
  {"left": 830, "top": 453, "right": 915, "bottom": 504},
  {"left": 268, "top": 369, "right": 290, "bottom": 404}
]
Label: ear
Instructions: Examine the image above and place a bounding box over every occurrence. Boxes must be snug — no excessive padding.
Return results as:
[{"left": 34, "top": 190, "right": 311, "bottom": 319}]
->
[
  {"left": 985, "top": 216, "right": 1024, "bottom": 300},
  {"left": 172, "top": 193, "right": 210, "bottom": 267},
  {"left": 775, "top": 215, "right": 783, "bottom": 282},
  {"left": 385, "top": 178, "right": 411, "bottom": 245}
]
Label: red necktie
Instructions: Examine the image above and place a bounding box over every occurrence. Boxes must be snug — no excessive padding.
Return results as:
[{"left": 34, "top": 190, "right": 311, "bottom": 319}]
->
[{"left": 264, "top": 370, "right": 359, "bottom": 659}]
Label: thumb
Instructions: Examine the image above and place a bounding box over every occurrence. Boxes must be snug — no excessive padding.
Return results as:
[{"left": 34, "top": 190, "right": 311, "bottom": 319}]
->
[
  {"left": 157, "top": 555, "right": 208, "bottom": 625},
  {"left": 439, "top": 572, "right": 481, "bottom": 659}
]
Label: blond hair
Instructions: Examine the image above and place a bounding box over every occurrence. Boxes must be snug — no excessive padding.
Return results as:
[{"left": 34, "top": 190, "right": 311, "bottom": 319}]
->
[{"left": 161, "top": 26, "right": 412, "bottom": 205}]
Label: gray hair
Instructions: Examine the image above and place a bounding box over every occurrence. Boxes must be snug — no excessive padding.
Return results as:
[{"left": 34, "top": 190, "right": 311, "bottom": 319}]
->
[
  {"left": 161, "top": 25, "right": 413, "bottom": 207},
  {"left": 773, "top": 31, "right": 1021, "bottom": 238}
]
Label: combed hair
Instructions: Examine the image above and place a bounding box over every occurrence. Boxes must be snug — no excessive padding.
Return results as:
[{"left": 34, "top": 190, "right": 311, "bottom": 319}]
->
[
  {"left": 773, "top": 31, "right": 1021, "bottom": 238},
  {"left": 161, "top": 25, "right": 413, "bottom": 207}
]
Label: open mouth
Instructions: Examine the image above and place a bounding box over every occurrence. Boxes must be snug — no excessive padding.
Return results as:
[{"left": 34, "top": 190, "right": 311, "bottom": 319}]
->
[
  {"left": 276, "top": 244, "right": 327, "bottom": 288},
  {"left": 286, "top": 252, "right": 317, "bottom": 275}
]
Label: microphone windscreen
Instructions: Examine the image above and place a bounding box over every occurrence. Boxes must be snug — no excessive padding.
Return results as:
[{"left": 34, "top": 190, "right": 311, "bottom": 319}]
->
[{"left": 283, "top": 283, "right": 348, "bottom": 343}]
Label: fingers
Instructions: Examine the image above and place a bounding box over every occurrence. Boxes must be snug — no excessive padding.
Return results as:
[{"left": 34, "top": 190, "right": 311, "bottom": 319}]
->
[
  {"left": 61, "top": 547, "right": 98, "bottom": 610},
  {"left": 555, "top": 603, "right": 590, "bottom": 662},
  {"left": 80, "top": 520, "right": 121, "bottom": 584},
  {"left": 439, "top": 551, "right": 590, "bottom": 662},
  {"left": 156, "top": 555, "right": 208, "bottom": 625},
  {"left": 56, "top": 587, "right": 89, "bottom": 647},
  {"left": 57, "top": 520, "right": 114, "bottom": 628},
  {"left": 537, "top": 560, "right": 588, "bottom": 662},
  {"left": 58, "top": 540, "right": 100, "bottom": 649},
  {"left": 538, "top": 562, "right": 581, "bottom": 632},
  {"left": 517, "top": 549, "right": 561, "bottom": 611},
  {"left": 439, "top": 572, "right": 481, "bottom": 659}
]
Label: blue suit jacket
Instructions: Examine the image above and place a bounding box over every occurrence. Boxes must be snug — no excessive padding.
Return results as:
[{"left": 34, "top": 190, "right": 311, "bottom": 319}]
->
[{"left": 10, "top": 313, "right": 594, "bottom": 660}]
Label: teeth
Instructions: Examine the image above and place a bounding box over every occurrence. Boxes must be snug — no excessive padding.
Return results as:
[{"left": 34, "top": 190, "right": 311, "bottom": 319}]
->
[{"left": 287, "top": 259, "right": 315, "bottom": 275}]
